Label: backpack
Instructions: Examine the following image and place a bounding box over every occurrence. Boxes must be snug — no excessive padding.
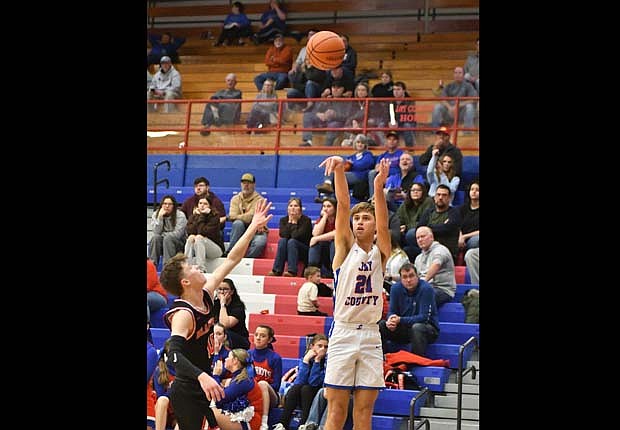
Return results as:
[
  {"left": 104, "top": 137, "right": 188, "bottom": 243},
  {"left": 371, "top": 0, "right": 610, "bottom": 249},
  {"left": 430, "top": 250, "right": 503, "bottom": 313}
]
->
[{"left": 384, "top": 367, "right": 421, "bottom": 390}]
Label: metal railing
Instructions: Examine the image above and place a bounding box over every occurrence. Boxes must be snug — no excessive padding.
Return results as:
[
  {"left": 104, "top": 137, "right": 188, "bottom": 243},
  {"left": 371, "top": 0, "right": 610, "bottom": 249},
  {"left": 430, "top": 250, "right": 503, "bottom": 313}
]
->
[
  {"left": 152, "top": 160, "right": 170, "bottom": 207},
  {"left": 409, "top": 386, "right": 431, "bottom": 430},
  {"left": 456, "top": 335, "right": 478, "bottom": 430}
]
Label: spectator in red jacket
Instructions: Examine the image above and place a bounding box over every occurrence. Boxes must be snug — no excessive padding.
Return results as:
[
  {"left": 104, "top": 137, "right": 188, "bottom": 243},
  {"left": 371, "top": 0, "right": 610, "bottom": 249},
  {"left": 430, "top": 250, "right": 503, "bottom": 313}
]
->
[{"left": 147, "top": 257, "right": 168, "bottom": 324}]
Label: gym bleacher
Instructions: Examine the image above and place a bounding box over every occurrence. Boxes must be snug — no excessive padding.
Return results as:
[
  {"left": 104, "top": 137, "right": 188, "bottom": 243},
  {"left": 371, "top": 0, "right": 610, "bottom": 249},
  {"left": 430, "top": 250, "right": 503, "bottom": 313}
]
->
[{"left": 147, "top": 1, "right": 479, "bottom": 429}]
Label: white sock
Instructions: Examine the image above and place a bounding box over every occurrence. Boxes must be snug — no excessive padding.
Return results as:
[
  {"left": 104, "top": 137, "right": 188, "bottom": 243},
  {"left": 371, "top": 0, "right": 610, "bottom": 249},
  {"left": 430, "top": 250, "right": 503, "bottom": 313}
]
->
[{"left": 261, "top": 415, "right": 268, "bottom": 426}]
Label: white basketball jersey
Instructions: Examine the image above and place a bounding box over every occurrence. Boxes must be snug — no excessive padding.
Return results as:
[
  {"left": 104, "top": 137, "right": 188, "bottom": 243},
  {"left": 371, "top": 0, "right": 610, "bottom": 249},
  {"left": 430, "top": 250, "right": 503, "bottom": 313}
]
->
[{"left": 332, "top": 242, "right": 384, "bottom": 324}]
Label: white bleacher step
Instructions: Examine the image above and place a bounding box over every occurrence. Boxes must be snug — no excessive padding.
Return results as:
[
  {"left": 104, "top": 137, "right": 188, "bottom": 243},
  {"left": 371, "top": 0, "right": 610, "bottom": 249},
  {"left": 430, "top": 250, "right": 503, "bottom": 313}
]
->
[
  {"left": 420, "top": 407, "right": 479, "bottom": 420},
  {"left": 433, "top": 393, "right": 479, "bottom": 409},
  {"left": 426, "top": 418, "right": 479, "bottom": 430},
  {"left": 443, "top": 383, "right": 479, "bottom": 395},
  {"left": 204, "top": 257, "right": 253, "bottom": 275}
]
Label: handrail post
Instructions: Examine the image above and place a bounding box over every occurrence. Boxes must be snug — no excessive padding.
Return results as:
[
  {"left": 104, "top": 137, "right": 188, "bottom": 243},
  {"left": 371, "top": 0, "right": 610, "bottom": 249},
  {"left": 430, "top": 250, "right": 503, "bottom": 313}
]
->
[
  {"left": 456, "top": 336, "right": 479, "bottom": 430},
  {"left": 409, "top": 387, "right": 429, "bottom": 430},
  {"left": 153, "top": 160, "right": 171, "bottom": 207}
]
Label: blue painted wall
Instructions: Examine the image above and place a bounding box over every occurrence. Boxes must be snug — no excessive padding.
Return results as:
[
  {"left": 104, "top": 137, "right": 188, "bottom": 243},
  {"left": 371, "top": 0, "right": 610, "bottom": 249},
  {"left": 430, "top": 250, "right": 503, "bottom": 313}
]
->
[{"left": 147, "top": 154, "right": 479, "bottom": 190}]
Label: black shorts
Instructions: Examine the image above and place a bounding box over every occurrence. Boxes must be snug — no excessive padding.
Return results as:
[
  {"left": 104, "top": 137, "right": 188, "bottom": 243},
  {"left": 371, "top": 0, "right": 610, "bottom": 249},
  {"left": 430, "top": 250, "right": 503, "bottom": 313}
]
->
[{"left": 169, "top": 378, "right": 215, "bottom": 430}]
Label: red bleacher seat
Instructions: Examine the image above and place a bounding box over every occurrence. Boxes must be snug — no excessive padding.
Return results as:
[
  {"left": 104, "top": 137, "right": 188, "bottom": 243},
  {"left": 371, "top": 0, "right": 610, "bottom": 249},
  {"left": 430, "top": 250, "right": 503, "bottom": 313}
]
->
[
  {"left": 455, "top": 265, "right": 466, "bottom": 284},
  {"left": 274, "top": 294, "right": 334, "bottom": 316},
  {"left": 249, "top": 313, "right": 328, "bottom": 337}
]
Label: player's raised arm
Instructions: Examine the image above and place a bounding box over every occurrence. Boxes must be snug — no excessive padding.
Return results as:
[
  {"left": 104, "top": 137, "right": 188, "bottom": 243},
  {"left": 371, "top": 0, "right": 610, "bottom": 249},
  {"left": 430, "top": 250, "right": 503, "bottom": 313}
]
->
[{"left": 373, "top": 158, "right": 391, "bottom": 267}]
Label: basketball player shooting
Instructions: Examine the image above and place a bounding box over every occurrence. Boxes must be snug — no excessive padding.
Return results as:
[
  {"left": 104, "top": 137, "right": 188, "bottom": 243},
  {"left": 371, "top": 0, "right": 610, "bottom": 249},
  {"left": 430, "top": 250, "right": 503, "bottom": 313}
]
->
[{"left": 317, "top": 156, "right": 391, "bottom": 430}]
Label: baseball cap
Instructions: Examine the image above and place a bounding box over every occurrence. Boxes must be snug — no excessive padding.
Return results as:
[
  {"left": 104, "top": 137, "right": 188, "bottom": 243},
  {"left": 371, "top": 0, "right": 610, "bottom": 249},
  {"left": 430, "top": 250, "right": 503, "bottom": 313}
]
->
[
  {"left": 435, "top": 126, "right": 450, "bottom": 135},
  {"left": 386, "top": 130, "right": 399, "bottom": 138},
  {"left": 160, "top": 56, "right": 172, "bottom": 63},
  {"left": 240, "top": 173, "right": 255, "bottom": 183},
  {"left": 274, "top": 33, "right": 284, "bottom": 40}
]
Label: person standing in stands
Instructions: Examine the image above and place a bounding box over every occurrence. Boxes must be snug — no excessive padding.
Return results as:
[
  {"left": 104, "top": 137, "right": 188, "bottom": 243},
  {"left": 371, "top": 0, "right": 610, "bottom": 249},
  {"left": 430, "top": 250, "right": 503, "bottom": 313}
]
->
[
  {"left": 181, "top": 176, "right": 227, "bottom": 229},
  {"left": 226, "top": 173, "right": 269, "bottom": 258},
  {"left": 379, "top": 263, "right": 439, "bottom": 356},
  {"left": 317, "top": 155, "right": 391, "bottom": 430},
  {"left": 158, "top": 199, "right": 272, "bottom": 430}
]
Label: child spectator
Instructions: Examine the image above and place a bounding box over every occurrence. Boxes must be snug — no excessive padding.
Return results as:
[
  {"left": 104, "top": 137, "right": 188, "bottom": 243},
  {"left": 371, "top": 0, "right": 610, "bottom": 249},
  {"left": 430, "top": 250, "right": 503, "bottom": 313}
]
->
[
  {"left": 297, "top": 266, "right": 328, "bottom": 316},
  {"left": 272, "top": 334, "right": 329, "bottom": 430},
  {"left": 248, "top": 325, "right": 282, "bottom": 430}
]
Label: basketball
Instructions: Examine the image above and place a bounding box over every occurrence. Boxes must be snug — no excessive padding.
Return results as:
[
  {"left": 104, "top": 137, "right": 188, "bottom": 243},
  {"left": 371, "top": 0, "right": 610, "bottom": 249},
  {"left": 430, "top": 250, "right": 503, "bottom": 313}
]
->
[{"left": 306, "top": 31, "right": 346, "bottom": 70}]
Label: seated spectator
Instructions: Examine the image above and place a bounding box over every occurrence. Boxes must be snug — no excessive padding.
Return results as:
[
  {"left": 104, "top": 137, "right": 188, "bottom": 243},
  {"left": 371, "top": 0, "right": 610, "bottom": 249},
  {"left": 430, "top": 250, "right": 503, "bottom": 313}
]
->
[
  {"left": 397, "top": 182, "right": 434, "bottom": 262},
  {"left": 379, "top": 263, "right": 439, "bottom": 356},
  {"left": 464, "top": 247, "right": 479, "bottom": 285},
  {"left": 297, "top": 266, "right": 328, "bottom": 316},
  {"left": 267, "top": 197, "right": 312, "bottom": 277},
  {"left": 246, "top": 79, "right": 279, "bottom": 132},
  {"left": 384, "top": 152, "right": 424, "bottom": 212},
  {"left": 208, "top": 322, "right": 233, "bottom": 381},
  {"left": 249, "top": 324, "right": 283, "bottom": 430},
  {"left": 464, "top": 38, "right": 479, "bottom": 93},
  {"left": 180, "top": 176, "right": 226, "bottom": 229},
  {"left": 225, "top": 173, "right": 269, "bottom": 258},
  {"left": 251, "top": 0, "right": 287, "bottom": 45},
  {"left": 184, "top": 196, "right": 225, "bottom": 272},
  {"left": 388, "top": 81, "right": 416, "bottom": 148},
  {"left": 213, "top": 278, "right": 251, "bottom": 350},
  {"left": 419, "top": 126, "right": 463, "bottom": 177},
  {"left": 213, "top": 1, "right": 252, "bottom": 47},
  {"left": 288, "top": 29, "right": 318, "bottom": 85},
  {"left": 458, "top": 179, "right": 479, "bottom": 252},
  {"left": 426, "top": 151, "right": 460, "bottom": 203},
  {"left": 418, "top": 184, "right": 462, "bottom": 261},
  {"left": 299, "top": 81, "right": 354, "bottom": 147},
  {"left": 152, "top": 339, "right": 177, "bottom": 430},
  {"left": 254, "top": 33, "right": 293, "bottom": 90},
  {"left": 431, "top": 66, "right": 477, "bottom": 130},
  {"left": 147, "top": 32, "right": 186, "bottom": 65},
  {"left": 301, "top": 387, "right": 353, "bottom": 430},
  {"left": 344, "top": 82, "right": 387, "bottom": 147},
  {"left": 148, "top": 194, "right": 187, "bottom": 267},
  {"left": 147, "top": 257, "right": 168, "bottom": 324},
  {"left": 321, "top": 66, "right": 355, "bottom": 98},
  {"left": 273, "top": 334, "right": 329, "bottom": 430},
  {"left": 414, "top": 226, "right": 457, "bottom": 308},
  {"left": 147, "top": 56, "right": 182, "bottom": 113},
  {"left": 211, "top": 348, "right": 264, "bottom": 430},
  {"left": 147, "top": 66, "right": 153, "bottom": 91},
  {"left": 307, "top": 197, "right": 337, "bottom": 278},
  {"left": 371, "top": 70, "right": 394, "bottom": 98},
  {"left": 383, "top": 236, "right": 410, "bottom": 295},
  {"left": 340, "top": 34, "right": 357, "bottom": 77},
  {"left": 315, "top": 134, "right": 375, "bottom": 202},
  {"left": 286, "top": 56, "right": 327, "bottom": 112},
  {"left": 200, "top": 73, "right": 242, "bottom": 136}
]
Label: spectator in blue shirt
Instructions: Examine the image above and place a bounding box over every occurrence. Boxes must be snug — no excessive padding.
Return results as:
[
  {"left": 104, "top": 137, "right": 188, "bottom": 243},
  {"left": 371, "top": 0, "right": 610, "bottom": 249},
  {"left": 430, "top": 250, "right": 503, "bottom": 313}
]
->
[
  {"left": 251, "top": 0, "right": 287, "bottom": 45},
  {"left": 214, "top": 1, "right": 252, "bottom": 46},
  {"left": 379, "top": 262, "right": 439, "bottom": 356}
]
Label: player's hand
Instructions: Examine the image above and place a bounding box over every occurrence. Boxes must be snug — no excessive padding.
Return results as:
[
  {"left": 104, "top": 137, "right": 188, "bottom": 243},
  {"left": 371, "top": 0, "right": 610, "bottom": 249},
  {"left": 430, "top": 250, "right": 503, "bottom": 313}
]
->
[
  {"left": 249, "top": 199, "right": 273, "bottom": 231},
  {"left": 319, "top": 156, "right": 344, "bottom": 176},
  {"left": 198, "top": 373, "right": 225, "bottom": 402},
  {"left": 374, "top": 158, "right": 390, "bottom": 187}
]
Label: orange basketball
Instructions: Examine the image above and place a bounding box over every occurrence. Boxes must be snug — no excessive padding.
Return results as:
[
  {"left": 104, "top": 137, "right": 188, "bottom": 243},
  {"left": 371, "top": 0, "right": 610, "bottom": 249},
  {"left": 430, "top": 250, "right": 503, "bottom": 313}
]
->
[{"left": 306, "top": 31, "right": 346, "bottom": 70}]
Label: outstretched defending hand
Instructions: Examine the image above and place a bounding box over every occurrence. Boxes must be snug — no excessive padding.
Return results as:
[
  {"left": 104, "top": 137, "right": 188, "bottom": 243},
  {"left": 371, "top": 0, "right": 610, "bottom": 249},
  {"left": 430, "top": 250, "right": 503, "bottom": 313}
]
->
[
  {"left": 319, "top": 155, "right": 344, "bottom": 176},
  {"left": 249, "top": 198, "right": 273, "bottom": 230}
]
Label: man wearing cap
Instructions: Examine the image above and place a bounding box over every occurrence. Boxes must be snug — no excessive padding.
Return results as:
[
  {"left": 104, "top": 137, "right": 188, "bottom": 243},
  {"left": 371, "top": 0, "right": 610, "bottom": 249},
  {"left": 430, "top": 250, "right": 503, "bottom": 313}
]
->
[
  {"left": 147, "top": 56, "right": 183, "bottom": 113},
  {"left": 418, "top": 127, "right": 463, "bottom": 177},
  {"left": 368, "top": 130, "right": 405, "bottom": 198},
  {"left": 430, "top": 66, "right": 477, "bottom": 130},
  {"left": 254, "top": 33, "right": 293, "bottom": 91},
  {"left": 225, "top": 173, "right": 268, "bottom": 257}
]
